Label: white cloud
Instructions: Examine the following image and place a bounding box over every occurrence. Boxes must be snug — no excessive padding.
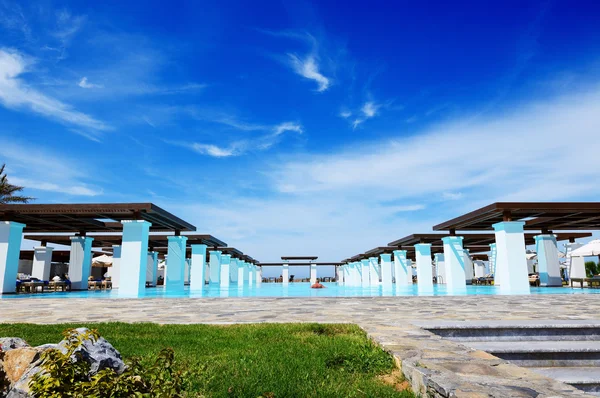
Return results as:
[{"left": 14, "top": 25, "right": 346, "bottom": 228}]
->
[
  {"left": 442, "top": 192, "right": 463, "bottom": 200},
  {"left": 190, "top": 143, "right": 240, "bottom": 158},
  {"left": 78, "top": 77, "right": 103, "bottom": 89},
  {"left": 339, "top": 110, "right": 352, "bottom": 118},
  {"left": 273, "top": 122, "right": 303, "bottom": 136},
  {"left": 288, "top": 54, "right": 330, "bottom": 92},
  {"left": 351, "top": 101, "right": 381, "bottom": 129},
  {"left": 0, "top": 49, "right": 109, "bottom": 131}
]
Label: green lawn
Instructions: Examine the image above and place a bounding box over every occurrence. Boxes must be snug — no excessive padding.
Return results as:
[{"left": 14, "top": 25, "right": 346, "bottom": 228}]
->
[{"left": 0, "top": 323, "right": 415, "bottom": 398}]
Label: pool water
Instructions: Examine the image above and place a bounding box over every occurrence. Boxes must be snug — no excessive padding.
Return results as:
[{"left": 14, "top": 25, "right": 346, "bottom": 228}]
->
[{"left": 2, "top": 283, "right": 599, "bottom": 299}]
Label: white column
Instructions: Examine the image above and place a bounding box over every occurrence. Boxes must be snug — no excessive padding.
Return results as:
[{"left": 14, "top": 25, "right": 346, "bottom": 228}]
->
[
  {"left": 310, "top": 262, "right": 317, "bottom": 285},
  {"left": 434, "top": 253, "right": 446, "bottom": 284},
  {"left": 393, "top": 250, "right": 411, "bottom": 286},
  {"left": 535, "top": 234, "right": 562, "bottom": 287},
  {"left": 166, "top": 235, "right": 188, "bottom": 291},
  {"left": 238, "top": 261, "right": 245, "bottom": 287},
  {"left": 109, "top": 245, "right": 122, "bottom": 288},
  {"left": 220, "top": 254, "right": 231, "bottom": 288},
  {"left": 567, "top": 242, "right": 585, "bottom": 279},
  {"left": 146, "top": 251, "right": 158, "bottom": 286},
  {"left": 338, "top": 266, "right": 344, "bottom": 285},
  {"left": 190, "top": 244, "right": 207, "bottom": 290},
  {"left": 230, "top": 258, "right": 239, "bottom": 282},
  {"left": 493, "top": 221, "right": 530, "bottom": 294},
  {"left": 31, "top": 246, "right": 54, "bottom": 281},
  {"left": 69, "top": 235, "right": 94, "bottom": 291},
  {"left": 209, "top": 250, "right": 221, "bottom": 284},
  {"left": 380, "top": 253, "right": 393, "bottom": 290},
  {"left": 360, "top": 259, "right": 370, "bottom": 287},
  {"left": 474, "top": 260, "right": 487, "bottom": 278},
  {"left": 369, "top": 257, "right": 380, "bottom": 286},
  {"left": 119, "top": 220, "right": 151, "bottom": 296},
  {"left": 463, "top": 249, "right": 474, "bottom": 285},
  {"left": 256, "top": 265, "right": 262, "bottom": 286},
  {"left": 282, "top": 261, "right": 289, "bottom": 286},
  {"left": 0, "top": 221, "right": 25, "bottom": 294},
  {"left": 442, "top": 236, "right": 467, "bottom": 292},
  {"left": 415, "top": 243, "right": 433, "bottom": 292},
  {"left": 352, "top": 262, "right": 360, "bottom": 286}
]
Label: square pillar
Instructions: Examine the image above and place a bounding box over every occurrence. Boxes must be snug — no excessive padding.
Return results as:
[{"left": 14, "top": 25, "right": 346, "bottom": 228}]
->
[
  {"left": 256, "top": 266, "right": 262, "bottom": 286},
  {"left": 209, "top": 250, "right": 221, "bottom": 284},
  {"left": 368, "top": 257, "right": 380, "bottom": 286},
  {"left": 393, "top": 250, "right": 411, "bottom": 286},
  {"left": 230, "top": 258, "right": 239, "bottom": 282},
  {"left": 493, "top": 221, "right": 530, "bottom": 294},
  {"left": 380, "top": 253, "right": 393, "bottom": 289},
  {"left": 282, "top": 261, "right": 289, "bottom": 286},
  {"left": 166, "top": 235, "right": 188, "bottom": 291},
  {"left": 184, "top": 258, "right": 191, "bottom": 285},
  {"left": 249, "top": 263, "right": 255, "bottom": 287},
  {"left": 146, "top": 251, "right": 158, "bottom": 286},
  {"left": 119, "top": 220, "right": 151, "bottom": 296},
  {"left": 434, "top": 253, "right": 446, "bottom": 284},
  {"left": 310, "top": 262, "right": 317, "bottom": 285},
  {"left": 442, "top": 236, "right": 467, "bottom": 292},
  {"left": 220, "top": 254, "right": 231, "bottom": 288},
  {"left": 535, "top": 234, "right": 562, "bottom": 287},
  {"left": 414, "top": 243, "right": 433, "bottom": 292},
  {"left": 337, "top": 266, "right": 344, "bottom": 285},
  {"left": 360, "top": 259, "right": 370, "bottom": 287},
  {"left": 238, "top": 261, "right": 245, "bottom": 287},
  {"left": 69, "top": 236, "right": 94, "bottom": 291},
  {"left": 0, "top": 221, "right": 25, "bottom": 294},
  {"left": 463, "top": 249, "right": 474, "bottom": 285},
  {"left": 32, "top": 246, "right": 54, "bottom": 281},
  {"left": 190, "top": 244, "right": 207, "bottom": 290},
  {"left": 489, "top": 243, "right": 497, "bottom": 275},
  {"left": 108, "top": 245, "right": 121, "bottom": 288},
  {"left": 352, "top": 262, "right": 360, "bottom": 286},
  {"left": 567, "top": 242, "right": 586, "bottom": 279}
]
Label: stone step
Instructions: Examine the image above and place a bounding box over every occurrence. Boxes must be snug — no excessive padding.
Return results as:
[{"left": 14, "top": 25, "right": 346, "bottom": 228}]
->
[
  {"left": 463, "top": 340, "right": 600, "bottom": 367},
  {"left": 529, "top": 367, "right": 600, "bottom": 396},
  {"left": 416, "top": 320, "right": 600, "bottom": 342}
]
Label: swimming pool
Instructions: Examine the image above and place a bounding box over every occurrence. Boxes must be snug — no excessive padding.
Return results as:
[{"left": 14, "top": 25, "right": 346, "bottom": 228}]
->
[{"left": 2, "top": 283, "right": 599, "bottom": 299}]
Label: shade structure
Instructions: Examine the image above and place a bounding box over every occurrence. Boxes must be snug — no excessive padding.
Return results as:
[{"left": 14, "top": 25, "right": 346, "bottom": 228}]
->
[
  {"left": 570, "top": 239, "right": 600, "bottom": 257},
  {"left": 92, "top": 254, "right": 113, "bottom": 267}
]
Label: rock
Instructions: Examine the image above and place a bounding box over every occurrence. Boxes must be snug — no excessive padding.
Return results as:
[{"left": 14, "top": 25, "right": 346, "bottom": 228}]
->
[
  {"left": 2, "top": 348, "right": 40, "bottom": 385},
  {"left": 6, "top": 364, "right": 41, "bottom": 398},
  {"left": 58, "top": 328, "right": 125, "bottom": 375},
  {"left": 0, "top": 338, "right": 29, "bottom": 352}
]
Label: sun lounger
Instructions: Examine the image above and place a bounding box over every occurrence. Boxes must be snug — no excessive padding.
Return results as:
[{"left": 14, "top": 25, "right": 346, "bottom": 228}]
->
[
  {"left": 48, "top": 281, "right": 68, "bottom": 292},
  {"left": 586, "top": 276, "right": 600, "bottom": 289},
  {"left": 22, "top": 281, "right": 45, "bottom": 293}
]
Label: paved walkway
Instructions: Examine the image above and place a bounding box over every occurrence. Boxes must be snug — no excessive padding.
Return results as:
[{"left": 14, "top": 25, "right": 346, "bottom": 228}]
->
[{"left": 2, "top": 295, "right": 599, "bottom": 397}]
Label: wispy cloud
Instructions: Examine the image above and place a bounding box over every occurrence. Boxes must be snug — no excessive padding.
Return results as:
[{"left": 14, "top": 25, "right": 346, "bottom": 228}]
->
[
  {"left": 288, "top": 53, "right": 330, "bottom": 92},
  {"left": 0, "top": 1, "right": 32, "bottom": 41},
  {"left": 339, "top": 110, "right": 352, "bottom": 118},
  {"left": 0, "top": 48, "right": 110, "bottom": 131},
  {"left": 351, "top": 101, "right": 381, "bottom": 129},
  {"left": 190, "top": 143, "right": 241, "bottom": 158},
  {"left": 78, "top": 77, "right": 103, "bottom": 89}
]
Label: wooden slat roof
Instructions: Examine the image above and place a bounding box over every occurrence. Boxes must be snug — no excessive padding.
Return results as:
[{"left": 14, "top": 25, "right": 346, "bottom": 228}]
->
[
  {"left": 388, "top": 232, "right": 591, "bottom": 247},
  {"left": 25, "top": 233, "right": 226, "bottom": 249},
  {"left": 281, "top": 256, "right": 318, "bottom": 260},
  {"left": 1, "top": 203, "right": 195, "bottom": 233},
  {"left": 433, "top": 202, "right": 600, "bottom": 231}
]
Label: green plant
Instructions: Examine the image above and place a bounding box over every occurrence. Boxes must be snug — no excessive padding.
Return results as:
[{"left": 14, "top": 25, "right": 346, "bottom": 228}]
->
[
  {"left": 29, "top": 329, "right": 192, "bottom": 398},
  {"left": 0, "top": 164, "right": 33, "bottom": 204},
  {"left": 585, "top": 261, "right": 598, "bottom": 277}
]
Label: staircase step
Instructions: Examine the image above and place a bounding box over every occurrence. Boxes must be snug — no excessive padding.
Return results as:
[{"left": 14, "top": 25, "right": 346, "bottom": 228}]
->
[{"left": 529, "top": 367, "right": 600, "bottom": 395}]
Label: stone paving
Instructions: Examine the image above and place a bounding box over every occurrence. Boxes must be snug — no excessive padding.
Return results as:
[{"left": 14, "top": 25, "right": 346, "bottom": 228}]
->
[{"left": 1, "top": 294, "right": 599, "bottom": 397}]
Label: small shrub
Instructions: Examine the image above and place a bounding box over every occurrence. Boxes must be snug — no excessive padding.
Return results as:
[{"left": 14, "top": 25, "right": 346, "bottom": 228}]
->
[
  {"left": 29, "top": 329, "right": 194, "bottom": 398},
  {"left": 585, "top": 261, "right": 598, "bottom": 277}
]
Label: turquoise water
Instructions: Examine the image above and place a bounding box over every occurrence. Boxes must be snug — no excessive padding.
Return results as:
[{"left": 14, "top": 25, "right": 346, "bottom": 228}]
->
[{"left": 2, "top": 283, "right": 599, "bottom": 299}]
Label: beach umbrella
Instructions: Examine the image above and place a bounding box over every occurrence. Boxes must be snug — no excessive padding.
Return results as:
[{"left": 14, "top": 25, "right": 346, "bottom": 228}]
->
[
  {"left": 92, "top": 254, "right": 113, "bottom": 267},
  {"left": 570, "top": 239, "right": 600, "bottom": 257}
]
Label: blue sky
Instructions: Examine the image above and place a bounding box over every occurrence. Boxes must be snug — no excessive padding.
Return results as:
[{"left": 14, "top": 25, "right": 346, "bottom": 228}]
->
[{"left": 1, "top": 0, "right": 600, "bottom": 268}]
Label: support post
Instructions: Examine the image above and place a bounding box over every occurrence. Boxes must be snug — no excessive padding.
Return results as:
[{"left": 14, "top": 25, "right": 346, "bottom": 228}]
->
[
  {"left": 220, "top": 254, "right": 231, "bottom": 288},
  {"left": 119, "top": 220, "right": 151, "bottom": 296},
  {"left": 414, "top": 243, "right": 433, "bottom": 292},
  {"left": 442, "top": 236, "right": 466, "bottom": 292},
  {"left": 463, "top": 249, "right": 474, "bottom": 285},
  {"left": 310, "top": 261, "right": 317, "bottom": 285},
  {"left": 146, "top": 251, "right": 158, "bottom": 286},
  {"left": 237, "top": 261, "right": 245, "bottom": 287},
  {"left": 108, "top": 245, "right": 121, "bottom": 288},
  {"left": 209, "top": 250, "right": 221, "bottom": 284},
  {"left": 380, "top": 253, "right": 393, "bottom": 290},
  {"left": 493, "top": 221, "right": 530, "bottom": 293},
  {"left": 0, "top": 222, "right": 25, "bottom": 294},
  {"left": 567, "top": 242, "right": 585, "bottom": 279},
  {"left": 69, "top": 236, "right": 94, "bottom": 291},
  {"left": 434, "top": 253, "right": 446, "bottom": 284},
  {"left": 166, "top": 235, "right": 188, "bottom": 291},
  {"left": 32, "top": 246, "right": 54, "bottom": 281},
  {"left": 256, "top": 265, "right": 262, "bottom": 286},
  {"left": 230, "top": 258, "right": 239, "bottom": 282},
  {"left": 489, "top": 243, "right": 497, "bottom": 276},
  {"left": 282, "top": 261, "right": 289, "bottom": 286},
  {"left": 393, "top": 250, "right": 411, "bottom": 286},
  {"left": 369, "top": 257, "right": 380, "bottom": 286},
  {"left": 535, "top": 234, "right": 562, "bottom": 287},
  {"left": 190, "top": 244, "right": 207, "bottom": 290},
  {"left": 360, "top": 259, "right": 370, "bottom": 287}
]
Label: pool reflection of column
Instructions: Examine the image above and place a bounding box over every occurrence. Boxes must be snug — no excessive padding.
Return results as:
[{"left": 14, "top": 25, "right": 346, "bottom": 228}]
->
[
  {"left": 360, "top": 259, "right": 370, "bottom": 287},
  {"left": 368, "top": 257, "right": 380, "bottom": 286},
  {"left": 209, "top": 250, "right": 221, "bottom": 284},
  {"left": 393, "top": 250, "right": 410, "bottom": 287},
  {"left": 535, "top": 234, "right": 562, "bottom": 287},
  {"left": 190, "top": 244, "right": 207, "bottom": 290},
  {"left": 493, "top": 221, "right": 530, "bottom": 294},
  {"left": 380, "top": 253, "right": 393, "bottom": 290},
  {"left": 282, "top": 260, "right": 289, "bottom": 286},
  {"left": 0, "top": 221, "right": 25, "bottom": 294},
  {"left": 165, "top": 235, "right": 188, "bottom": 292},
  {"left": 220, "top": 254, "right": 231, "bottom": 288},
  {"left": 442, "top": 236, "right": 466, "bottom": 293},
  {"left": 414, "top": 243, "right": 433, "bottom": 292}
]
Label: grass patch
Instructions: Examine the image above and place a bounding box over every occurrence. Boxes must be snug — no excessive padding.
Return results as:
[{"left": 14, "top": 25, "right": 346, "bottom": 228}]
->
[{"left": 0, "top": 323, "right": 414, "bottom": 398}]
